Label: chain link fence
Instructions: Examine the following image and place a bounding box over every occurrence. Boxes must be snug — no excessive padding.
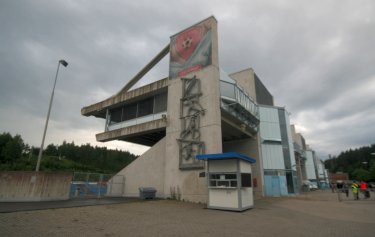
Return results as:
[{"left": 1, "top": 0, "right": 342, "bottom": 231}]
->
[{"left": 70, "top": 172, "right": 125, "bottom": 198}]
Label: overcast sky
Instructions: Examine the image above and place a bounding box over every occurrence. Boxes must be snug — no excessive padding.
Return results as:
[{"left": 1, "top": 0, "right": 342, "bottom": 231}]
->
[{"left": 1, "top": 0, "right": 374, "bottom": 159}]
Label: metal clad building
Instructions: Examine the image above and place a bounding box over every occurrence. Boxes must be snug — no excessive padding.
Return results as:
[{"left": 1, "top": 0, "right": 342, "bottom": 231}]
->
[
  {"left": 259, "top": 105, "right": 297, "bottom": 196},
  {"left": 305, "top": 150, "right": 317, "bottom": 181}
]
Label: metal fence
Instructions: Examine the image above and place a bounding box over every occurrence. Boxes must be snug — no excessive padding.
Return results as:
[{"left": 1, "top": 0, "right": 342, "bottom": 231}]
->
[
  {"left": 107, "top": 174, "right": 126, "bottom": 197},
  {"left": 70, "top": 172, "right": 125, "bottom": 198}
]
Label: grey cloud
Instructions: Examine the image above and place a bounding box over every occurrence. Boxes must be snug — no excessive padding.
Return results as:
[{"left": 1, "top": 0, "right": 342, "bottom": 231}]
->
[{"left": 1, "top": 0, "right": 374, "bottom": 157}]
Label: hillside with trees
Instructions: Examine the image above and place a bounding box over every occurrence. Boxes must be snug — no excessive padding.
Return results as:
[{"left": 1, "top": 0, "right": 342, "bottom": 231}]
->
[
  {"left": 324, "top": 144, "right": 375, "bottom": 181},
  {"left": 0, "top": 132, "right": 138, "bottom": 174}
]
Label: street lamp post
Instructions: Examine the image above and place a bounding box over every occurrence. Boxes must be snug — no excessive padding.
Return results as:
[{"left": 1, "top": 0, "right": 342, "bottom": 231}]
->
[{"left": 35, "top": 60, "right": 68, "bottom": 172}]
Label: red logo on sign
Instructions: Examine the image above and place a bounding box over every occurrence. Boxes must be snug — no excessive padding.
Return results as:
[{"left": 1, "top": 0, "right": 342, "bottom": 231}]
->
[{"left": 175, "top": 26, "right": 204, "bottom": 61}]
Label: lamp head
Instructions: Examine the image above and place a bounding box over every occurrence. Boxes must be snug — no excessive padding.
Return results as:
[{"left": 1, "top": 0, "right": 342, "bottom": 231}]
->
[{"left": 59, "top": 60, "right": 68, "bottom": 67}]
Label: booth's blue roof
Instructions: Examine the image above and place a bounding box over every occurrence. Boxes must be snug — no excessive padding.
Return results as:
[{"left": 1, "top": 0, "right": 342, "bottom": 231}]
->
[{"left": 196, "top": 152, "right": 256, "bottom": 163}]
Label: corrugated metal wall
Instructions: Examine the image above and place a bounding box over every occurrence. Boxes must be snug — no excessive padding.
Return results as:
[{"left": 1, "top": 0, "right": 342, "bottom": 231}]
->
[
  {"left": 259, "top": 106, "right": 283, "bottom": 169},
  {"left": 261, "top": 144, "right": 284, "bottom": 169},
  {"left": 305, "top": 150, "right": 317, "bottom": 180},
  {"left": 317, "top": 161, "right": 325, "bottom": 179},
  {"left": 260, "top": 107, "right": 293, "bottom": 143},
  {"left": 259, "top": 106, "right": 280, "bottom": 123}
]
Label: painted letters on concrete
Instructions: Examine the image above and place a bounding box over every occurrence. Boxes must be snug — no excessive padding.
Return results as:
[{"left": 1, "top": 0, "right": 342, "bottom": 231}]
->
[{"left": 178, "top": 76, "right": 205, "bottom": 169}]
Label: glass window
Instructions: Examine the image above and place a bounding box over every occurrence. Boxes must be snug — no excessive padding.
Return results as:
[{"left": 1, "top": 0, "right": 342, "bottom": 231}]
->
[
  {"left": 210, "top": 174, "right": 220, "bottom": 180},
  {"left": 230, "top": 181, "right": 237, "bottom": 187},
  {"left": 241, "top": 173, "right": 252, "bottom": 187},
  {"left": 217, "top": 181, "right": 229, "bottom": 187},
  {"left": 122, "top": 103, "right": 137, "bottom": 121},
  {"left": 154, "top": 93, "right": 167, "bottom": 113},
  {"left": 220, "top": 81, "right": 235, "bottom": 99},
  {"left": 209, "top": 173, "right": 238, "bottom": 188},
  {"left": 137, "top": 98, "right": 154, "bottom": 117},
  {"left": 210, "top": 181, "right": 217, "bottom": 187},
  {"left": 264, "top": 170, "right": 278, "bottom": 176},
  {"left": 225, "top": 174, "right": 237, "bottom": 179},
  {"left": 110, "top": 108, "right": 122, "bottom": 123}
]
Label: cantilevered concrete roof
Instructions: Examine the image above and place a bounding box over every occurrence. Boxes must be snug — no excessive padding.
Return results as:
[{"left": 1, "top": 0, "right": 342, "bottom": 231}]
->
[
  {"left": 81, "top": 78, "right": 168, "bottom": 118},
  {"left": 96, "top": 119, "right": 166, "bottom": 146}
]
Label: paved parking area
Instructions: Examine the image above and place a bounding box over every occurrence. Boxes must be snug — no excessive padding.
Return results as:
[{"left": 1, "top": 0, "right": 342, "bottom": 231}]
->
[
  {"left": 1, "top": 190, "right": 374, "bottom": 237},
  {"left": 0, "top": 197, "right": 137, "bottom": 213}
]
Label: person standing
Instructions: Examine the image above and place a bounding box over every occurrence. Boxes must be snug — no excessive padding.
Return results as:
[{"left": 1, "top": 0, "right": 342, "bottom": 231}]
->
[
  {"left": 330, "top": 183, "right": 335, "bottom": 193},
  {"left": 343, "top": 182, "right": 349, "bottom": 197},
  {"left": 352, "top": 181, "right": 359, "bottom": 200},
  {"left": 360, "top": 181, "right": 369, "bottom": 199}
]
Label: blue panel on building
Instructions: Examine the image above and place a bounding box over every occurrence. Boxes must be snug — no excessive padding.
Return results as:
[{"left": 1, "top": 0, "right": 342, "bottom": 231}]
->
[
  {"left": 264, "top": 175, "right": 282, "bottom": 197},
  {"left": 264, "top": 176, "right": 273, "bottom": 196},
  {"left": 271, "top": 176, "right": 281, "bottom": 196},
  {"left": 264, "top": 175, "right": 290, "bottom": 197},
  {"left": 279, "top": 176, "right": 288, "bottom": 196}
]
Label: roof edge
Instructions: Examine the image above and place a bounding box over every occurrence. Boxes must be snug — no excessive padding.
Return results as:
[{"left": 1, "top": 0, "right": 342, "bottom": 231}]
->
[
  {"left": 196, "top": 152, "right": 256, "bottom": 163},
  {"left": 81, "top": 78, "right": 168, "bottom": 117}
]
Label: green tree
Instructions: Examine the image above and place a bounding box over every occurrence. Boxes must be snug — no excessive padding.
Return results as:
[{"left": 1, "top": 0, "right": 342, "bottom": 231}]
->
[
  {"left": 352, "top": 168, "right": 370, "bottom": 181},
  {"left": 0, "top": 132, "right": 13, "bottom": 163},
  {"left": 0, "top": 131, "right": 138, "bottom": 173},
  {"left": 59, "top": 141, "right": 78, "bottom": 161},
  {"left": 369, "top": 160, "right": 375, "bottom": 180},
  {"left": 325, "top": 144, "right": 375, "bottom": 179},
  {"left": 45, "top": 144, "right": 59, "bottom": 156},
  {"left": 0, "top": 134, "right": 24, "bottom": 164}
]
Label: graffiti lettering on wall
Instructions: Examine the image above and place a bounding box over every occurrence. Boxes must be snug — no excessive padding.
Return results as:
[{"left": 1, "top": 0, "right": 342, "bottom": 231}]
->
[
  {"left": 169, "top": 17, "right": 214, "bottom": 79},
  {"left": 177, "top": 76, "right": 205, "bottom": 170}
]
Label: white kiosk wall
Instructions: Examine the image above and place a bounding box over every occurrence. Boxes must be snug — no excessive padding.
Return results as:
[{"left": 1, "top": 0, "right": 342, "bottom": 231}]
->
[{"left": 198, "top": 153, "right": 255, "bottom": 211}]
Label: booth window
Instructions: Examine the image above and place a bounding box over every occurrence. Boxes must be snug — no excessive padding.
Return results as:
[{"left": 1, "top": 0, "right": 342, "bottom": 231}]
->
[
  {"left": 241, "top": 173, "right": 252, "bottom": 187},
  {"left": 209, "top": 173, "right": 237, "bottom": 188}
]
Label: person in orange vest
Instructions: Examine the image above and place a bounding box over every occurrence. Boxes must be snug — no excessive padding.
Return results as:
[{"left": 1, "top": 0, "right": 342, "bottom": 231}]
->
[{"left": 351, "top": 181, "right": 359, "bottom": 200}]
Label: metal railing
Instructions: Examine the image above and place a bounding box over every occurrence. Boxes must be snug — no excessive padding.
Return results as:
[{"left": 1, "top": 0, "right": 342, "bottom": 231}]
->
[{"left": 106, "top": 112, "right": 167, "bottom": 131}]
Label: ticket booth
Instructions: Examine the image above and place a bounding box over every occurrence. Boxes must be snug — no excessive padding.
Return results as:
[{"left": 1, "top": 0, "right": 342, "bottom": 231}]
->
[{"left": 196, "top": 152, "right": 256, "bottom": 211}]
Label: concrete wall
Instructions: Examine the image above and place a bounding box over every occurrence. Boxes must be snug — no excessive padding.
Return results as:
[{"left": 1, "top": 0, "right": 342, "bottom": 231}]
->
[
  {"left": 165, "top": 65, "right": 222, "bottom": 203},
  {"left": 0, "top": 171, "right": 72, "bottom": 202},
  {"left": 162, "top": 17, "right": 221, "bottom": 203},
  {"left": 222, "top": 137, "right": 264, "bottom": 199},
  {"left": 115, "top": 137, "right": 166, "bottom": 198},
  {"left": 229, "top": 68, "right": 257, "bottom": 102},
  {"left": 225, "top": 68, "right": 265, "bottom": 199},
  {"left": 109, "top": 17, "right": 222, "bottom": 203}
]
